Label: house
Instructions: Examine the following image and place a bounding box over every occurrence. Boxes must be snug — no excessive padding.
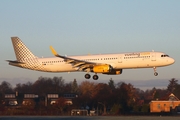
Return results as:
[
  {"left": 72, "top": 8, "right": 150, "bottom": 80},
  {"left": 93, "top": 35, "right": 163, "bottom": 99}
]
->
[
  {"left": 47, "top": 93, "right": 78, "bottom": 105},
  {"left": 63, "top": 93, "right": 78, "bottom": 105},
  {"left": 47, "top": 94, "right": 59, "bottom": 105},
  {"left": 4, "top": 93, "right": 18, "bottom": 106},
  {"left": 22, "top": 94, "right": 38, "bottom": 106},
  {"left": 150, "top": 93, "right": 180, "bottom": 113}
]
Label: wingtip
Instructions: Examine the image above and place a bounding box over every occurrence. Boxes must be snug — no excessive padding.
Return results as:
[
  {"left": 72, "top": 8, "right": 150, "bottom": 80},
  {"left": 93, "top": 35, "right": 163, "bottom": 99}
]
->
[{"left": 50, "top": 46, "right": 58, "bottom": 56}]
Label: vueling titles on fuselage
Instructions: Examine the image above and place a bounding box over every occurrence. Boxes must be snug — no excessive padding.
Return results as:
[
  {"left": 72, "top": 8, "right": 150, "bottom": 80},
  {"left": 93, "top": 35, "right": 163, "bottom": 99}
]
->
[{"left": 7, "top": 37, "right": 175, "bottom": 80}]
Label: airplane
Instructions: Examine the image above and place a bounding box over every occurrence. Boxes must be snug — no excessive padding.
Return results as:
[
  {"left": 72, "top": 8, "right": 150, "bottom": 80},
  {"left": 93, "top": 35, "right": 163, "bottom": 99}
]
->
[{"left": 7, "top": 37, "right": 175, "bottom": 80}]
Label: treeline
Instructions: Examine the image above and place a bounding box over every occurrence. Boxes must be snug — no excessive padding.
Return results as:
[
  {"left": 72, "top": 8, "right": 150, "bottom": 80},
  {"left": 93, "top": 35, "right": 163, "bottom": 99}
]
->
[{"left": 0, "top": 77, "right": 179, "bottom": 115}]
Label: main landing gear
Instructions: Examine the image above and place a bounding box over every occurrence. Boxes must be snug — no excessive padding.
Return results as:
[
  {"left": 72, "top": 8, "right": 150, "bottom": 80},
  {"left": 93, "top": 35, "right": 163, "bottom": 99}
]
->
[
  {"left": 153, "top": 67, "right": 158, "bottom": 76},
  {"left": 92, "top": 74, "right": 98, "bottom": 80},
  {"left": 85, "top": 74, "right": 91, "bottom": 79},
  {"left": 85, "top": 73, "right": 99, "bottom": 80}
]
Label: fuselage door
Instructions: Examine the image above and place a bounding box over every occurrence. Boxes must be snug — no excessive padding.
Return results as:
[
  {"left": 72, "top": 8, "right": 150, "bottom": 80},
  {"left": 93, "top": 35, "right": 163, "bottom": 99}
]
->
[
  {"left": 118, "top": 55, "right": 122, "bottom": 63},
  {"left": 151, "top": 52, "right": 156, "bottom": 61}
]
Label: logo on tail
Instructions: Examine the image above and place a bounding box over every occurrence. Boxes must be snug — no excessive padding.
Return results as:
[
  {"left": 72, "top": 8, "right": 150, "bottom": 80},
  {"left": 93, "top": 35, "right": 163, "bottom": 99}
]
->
[
  {"left": 11, "top": 37, "right": 37, "bottom": 62},
  {"left": 8, "top": 37, "right": 45, "bottom": 71}
]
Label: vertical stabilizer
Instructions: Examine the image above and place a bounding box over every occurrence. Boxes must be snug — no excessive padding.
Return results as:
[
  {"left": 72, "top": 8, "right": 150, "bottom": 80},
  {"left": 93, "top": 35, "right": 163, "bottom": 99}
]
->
[{"left": 11, "top": 37, "right": 37, "bottom": 62}]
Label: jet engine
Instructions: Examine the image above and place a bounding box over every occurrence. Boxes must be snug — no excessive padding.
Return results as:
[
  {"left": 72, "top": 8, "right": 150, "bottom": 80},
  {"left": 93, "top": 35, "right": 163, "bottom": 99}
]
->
[{"left": 92, "top": 65, "right": 113, "bottom": 73}]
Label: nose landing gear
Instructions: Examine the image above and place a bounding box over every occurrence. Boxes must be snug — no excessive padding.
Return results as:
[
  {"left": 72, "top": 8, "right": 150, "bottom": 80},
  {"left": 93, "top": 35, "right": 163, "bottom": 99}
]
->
[
  {"left": 154, "top": 72, "right": 158, "bottom": 76},
  {"left": 153, "top": 67, "right": 158, "bottom": 76}
]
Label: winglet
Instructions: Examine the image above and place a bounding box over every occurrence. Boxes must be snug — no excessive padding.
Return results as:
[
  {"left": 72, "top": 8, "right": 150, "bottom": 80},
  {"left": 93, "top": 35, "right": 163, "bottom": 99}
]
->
[{"left": 50, "top": 46, "right": 58, "bottom": 56}]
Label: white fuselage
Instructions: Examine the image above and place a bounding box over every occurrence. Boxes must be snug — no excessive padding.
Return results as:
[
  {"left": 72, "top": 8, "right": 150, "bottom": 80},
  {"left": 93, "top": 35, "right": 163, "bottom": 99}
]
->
[
  {"left": 16, "top": 51, "right": 174, "bottom": 73},
  {"left": 9, "top": 37, "right": 175, "bottom": 80}
]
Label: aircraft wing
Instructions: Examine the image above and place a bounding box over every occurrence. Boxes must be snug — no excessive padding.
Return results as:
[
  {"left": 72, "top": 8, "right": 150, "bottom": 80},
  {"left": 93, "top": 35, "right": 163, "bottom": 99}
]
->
[{"left": 50, "top": 46, "right": 105, "bottom": 71}]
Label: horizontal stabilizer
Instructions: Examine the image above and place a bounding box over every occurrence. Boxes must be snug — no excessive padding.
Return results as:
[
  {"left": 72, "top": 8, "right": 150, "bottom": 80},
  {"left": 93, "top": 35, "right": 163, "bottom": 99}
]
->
[
  {"left": 6, "top": 60, "right": 25, "bottom": 67},
  {"left": 6, "top": 60, "right": 25, "bottom": 64}
]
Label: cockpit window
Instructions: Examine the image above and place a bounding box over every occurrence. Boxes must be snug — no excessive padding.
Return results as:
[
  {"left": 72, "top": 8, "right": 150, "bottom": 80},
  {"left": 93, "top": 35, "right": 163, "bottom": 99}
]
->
[{"left": 161, "top": 54, "right": 169, "bottom": 57}]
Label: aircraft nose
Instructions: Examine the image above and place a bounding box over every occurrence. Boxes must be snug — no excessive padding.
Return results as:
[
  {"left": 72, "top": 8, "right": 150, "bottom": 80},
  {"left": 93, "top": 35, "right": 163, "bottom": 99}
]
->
[{"left": 169, "top": 58, "right": 175, "bottom": 64}]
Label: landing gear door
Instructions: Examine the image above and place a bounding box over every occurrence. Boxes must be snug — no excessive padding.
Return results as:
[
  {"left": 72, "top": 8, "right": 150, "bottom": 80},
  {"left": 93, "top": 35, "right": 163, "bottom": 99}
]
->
[
  {"left": 118, "top": 55, "right": 122, "bottom": 63},
  {"left": 151, "top": 52, "right": 156, "bottom": 61}
]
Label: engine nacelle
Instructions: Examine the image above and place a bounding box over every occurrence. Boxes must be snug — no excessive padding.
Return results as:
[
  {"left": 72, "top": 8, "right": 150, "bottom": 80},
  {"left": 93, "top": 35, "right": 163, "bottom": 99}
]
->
[
  {"left": 103, "top": 69, "right": 123, "bottom": 75},
  {"left": 93, "top": 65, "right": 112, "bottom": 73}
]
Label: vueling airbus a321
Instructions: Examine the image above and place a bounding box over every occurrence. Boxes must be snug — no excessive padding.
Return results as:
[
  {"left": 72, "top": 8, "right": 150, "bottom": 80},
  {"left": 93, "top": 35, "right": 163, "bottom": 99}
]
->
[{"left": 7, "top": 37, "right": 175, "bottom": 80}]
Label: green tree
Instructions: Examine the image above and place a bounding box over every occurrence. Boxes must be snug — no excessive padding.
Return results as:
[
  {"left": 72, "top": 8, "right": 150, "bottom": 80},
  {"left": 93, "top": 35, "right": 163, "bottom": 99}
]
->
[
  {"left": 115, "top": 82, "right": 137, "bottom": 114},
  {"left": 54, "top": 97, "right": 66, "bottom": 114},
  {"left": 108, "top": 78, "right": 115, "bottom": 90},
  {"left": 141, "top": 104, "right": 149, "bottom": 113},
  {"left": 52, "top": 76, "right": 65, "bottom": 93},
  {"left": 92, "top": 83, "right": 112, "bottom": 115},
  {"left": 14, "top": 82, "right": 33, "bottom": 93},
  {"left": 71, "top": 79, "right": 78, "bottom": 93},
  {"left": 78, "top": 81, "right": 96, "bottom": 109},
  {"left": 173, "top": 84, "right": 180, "bottom": 99},
  {"left": 167, "top": 78, "right": 178, "bottom": 93},
  {"left": 32, "top": 76, "right": 65, "bottom": 95},
  {"left": 0, "top": 81, "right": 13, "bottom": 93}
]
